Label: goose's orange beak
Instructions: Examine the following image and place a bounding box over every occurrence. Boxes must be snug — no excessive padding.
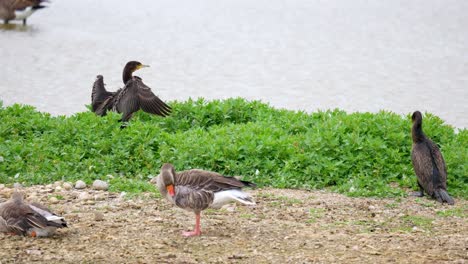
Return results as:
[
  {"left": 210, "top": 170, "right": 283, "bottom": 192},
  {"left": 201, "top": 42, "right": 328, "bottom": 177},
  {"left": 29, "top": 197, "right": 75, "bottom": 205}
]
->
[{"left": 166, "top": 184, "right": 175, "bottom": 197}]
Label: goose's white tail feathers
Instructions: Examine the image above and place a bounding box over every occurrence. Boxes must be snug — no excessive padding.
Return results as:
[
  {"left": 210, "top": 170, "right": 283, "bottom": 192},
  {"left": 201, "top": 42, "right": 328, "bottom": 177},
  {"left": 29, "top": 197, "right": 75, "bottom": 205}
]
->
[
  {"left": 29, "top": 205, "right": 65, "bottom": 224},
  {"left": 211, "top": 189, "right": 256, "bottom": 209}
]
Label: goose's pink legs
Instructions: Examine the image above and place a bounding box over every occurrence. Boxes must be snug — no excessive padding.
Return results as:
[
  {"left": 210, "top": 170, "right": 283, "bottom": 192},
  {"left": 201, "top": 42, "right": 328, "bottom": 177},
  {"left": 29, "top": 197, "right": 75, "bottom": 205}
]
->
[{"left": 183, "top": 212, "right": 201, "bottom": 237}]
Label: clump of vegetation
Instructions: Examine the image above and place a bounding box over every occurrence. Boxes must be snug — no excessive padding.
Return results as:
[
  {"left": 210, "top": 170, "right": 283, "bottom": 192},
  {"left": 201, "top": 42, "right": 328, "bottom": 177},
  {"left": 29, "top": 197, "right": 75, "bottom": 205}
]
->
[{"left": 0, "top": 98, "right": 466, "bottom": 197}]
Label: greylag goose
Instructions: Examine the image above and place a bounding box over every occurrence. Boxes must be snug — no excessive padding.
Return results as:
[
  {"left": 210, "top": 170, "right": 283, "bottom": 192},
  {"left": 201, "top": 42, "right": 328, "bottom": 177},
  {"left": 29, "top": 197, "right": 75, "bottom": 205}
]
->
[
  {"left": 411, "top": 111, "right": 454, "bottom": 205},
  {"left": 0, "top": 192, "right": 67, "bottom": 237},
  {"left": 156, "top": 163, "right": 256, "bottom": 237},
  {"left": 0, "top": 0, "right": 48, "bottom": 25},
  {"left": 91, "top": 61, "right": 171, "bottom": 128}
]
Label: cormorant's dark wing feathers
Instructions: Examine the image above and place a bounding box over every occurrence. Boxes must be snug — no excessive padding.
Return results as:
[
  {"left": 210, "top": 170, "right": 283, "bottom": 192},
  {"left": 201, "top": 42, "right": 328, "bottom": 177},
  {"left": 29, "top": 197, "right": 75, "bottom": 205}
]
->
[
  {"left": 91, "top": 75, "right": 116, "bottom": 113},
  {"left": 411, "top": 142, "right": 434, "bottom": 195},
  {"left": 134, "top": 78, "right": 172, "bottom": 117},
  {"left": 426, "top": 140, "right": 448, "bottom": 189},
  {"left": 114, "top": 80, "right": 140, "bottom": 122}
]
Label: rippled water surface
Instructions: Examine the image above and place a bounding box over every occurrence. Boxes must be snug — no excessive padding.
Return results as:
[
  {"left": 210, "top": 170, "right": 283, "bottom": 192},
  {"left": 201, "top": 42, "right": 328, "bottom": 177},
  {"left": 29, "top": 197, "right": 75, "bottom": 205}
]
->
[{"left": 1, "top": 0, "right": 467, "bottom": 128}]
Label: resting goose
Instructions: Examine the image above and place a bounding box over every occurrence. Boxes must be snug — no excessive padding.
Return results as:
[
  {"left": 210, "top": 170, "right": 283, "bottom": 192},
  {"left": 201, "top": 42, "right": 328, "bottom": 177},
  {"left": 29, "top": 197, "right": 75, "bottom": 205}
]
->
[
  {"left": 0, "top": 0, "right": 48, "bottom": 25},
  {"left": 91, "top": 61, "right": 171, "bottom": 128},
  {"left": 156, "top": 163, "right": 256, "bottom": 237},
  {"left": 411, "top": 111, "right": 454, "bottom": 205},
  {"left": 0, "top": 192, "right": 67, "bottom": 237}
]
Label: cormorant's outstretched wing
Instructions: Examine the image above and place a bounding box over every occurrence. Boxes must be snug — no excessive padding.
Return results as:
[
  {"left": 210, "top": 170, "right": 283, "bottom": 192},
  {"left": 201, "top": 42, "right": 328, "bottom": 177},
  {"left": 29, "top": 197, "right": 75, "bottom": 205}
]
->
[
  {"left": 134, "top": 77, "right": 172, "bottom": 117},
  {"left": 116, "top": 77, "right": 171, "bottom": 120},
  {"left": 91, "top": 75, "right": 115, "bottom": 113}
]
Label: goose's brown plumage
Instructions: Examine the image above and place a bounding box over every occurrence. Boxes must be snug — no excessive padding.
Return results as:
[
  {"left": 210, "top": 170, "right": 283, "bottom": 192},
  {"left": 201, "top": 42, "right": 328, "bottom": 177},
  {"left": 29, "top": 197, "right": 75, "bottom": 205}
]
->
[
  {"left": 156, "top": 163, "right": 256, "bottom": 237},
  {"left": 0, "top": 0, "right": 47, "bottom": 25},
  {"left": 91, "top": 61, "right": 171, "bottom": 126},
  {"left": 411, "top": 111, "right": 454, "bottom": 205},
  {"left": 0, "top": 192, "right": 67, "bottom": 237}
]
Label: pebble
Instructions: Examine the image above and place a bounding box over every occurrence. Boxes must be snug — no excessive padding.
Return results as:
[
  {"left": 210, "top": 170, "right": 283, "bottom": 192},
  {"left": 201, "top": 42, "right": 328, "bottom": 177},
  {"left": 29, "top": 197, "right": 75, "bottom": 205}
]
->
[
  {"left": 92, "top": 180, "right": 109, "bottom": 191},
  {"left": 368, "top": 205, "right": 376, "bottom": 211},
  {"left": 63, "top": 182, "right": 73, "bottom": 190},
  {"left": 78, "top": 192, "right": 91, "bottom": 201},
  {"left": 75, "top": 180, "right": 87, "bottom": 189},
  {"left": 0, "top": 184, "right": 5, "bottom": 189},
  {"left": 26, "top": 249, "right": 42, "bottom": 255},
  {"left": 13, "top": 183, "right": 23, "bottom": 189},
  {"left": 55, "top": 186, "right": 62, "bottom": 192},
  {"left": 94, "top": 212, "right": 104, "bottom": 221},
  {"left": 49, "top": 197, "right": 59, "bottom": 204},
  {"left": 94, "top": 193, "right": 107, "bottom": 201}
]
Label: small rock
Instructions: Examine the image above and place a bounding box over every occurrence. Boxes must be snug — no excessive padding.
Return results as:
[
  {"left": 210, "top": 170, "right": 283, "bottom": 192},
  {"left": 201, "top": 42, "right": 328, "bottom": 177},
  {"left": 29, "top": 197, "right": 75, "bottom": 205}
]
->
[
  {"left": 63, "top": 182, "right": 73, "bottom": 190},
  {"left": 55, "top": 186, "right": 62, "bottom": 192},
  {"left": 49, "top": 197, "right": 59, "bottom": 204},
  {"left": 13, "top": 183, "right": 23, "bottom": 189},
  {"left": 162, "top": 253, "right": 177, "bottom": 259},
  {"left": 78, "top": 192, "right": 91, "bottom": 201},
  {"left": 26, "top": 249, "right": 42, "bottom": 255},
  {"left": 53, "top": 181, "right": 62, "bottom": 187},
  {"left": 92, "top": 180, "right": 109, "bottom": 191},
  {"left": 94, "top": 212, "right": 104, "bottom": 221},
  {"left": 0, "top": 184, "right": 5, "bottom": 189},
  {"left": 368, "top": 205, "right": 376, "bottom": 211},
  {"left": 40, "top": 188, "right": 54, "bottom": 194},
  {"left": 85, "top": 200, "right": 95, "bottom": 205},
  {"left": 94, "top": 193, "right": 107, "bottom": 201},
  {"left": 75, "top": 180, "right": 86, "bottom": 189}
]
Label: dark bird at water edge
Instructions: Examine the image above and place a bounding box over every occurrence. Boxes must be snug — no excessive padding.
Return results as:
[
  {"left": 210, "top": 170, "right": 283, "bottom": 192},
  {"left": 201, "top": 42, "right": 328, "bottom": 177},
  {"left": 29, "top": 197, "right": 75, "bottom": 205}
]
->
[
  {"left": 411, "top": 111, "right": 454, "bottom": 205},
  {"left": 91, "top": 61, "right": 171, "bottom": 128},
  {"left": 0, "top": 0, "right": 48, "bottom": 25}
]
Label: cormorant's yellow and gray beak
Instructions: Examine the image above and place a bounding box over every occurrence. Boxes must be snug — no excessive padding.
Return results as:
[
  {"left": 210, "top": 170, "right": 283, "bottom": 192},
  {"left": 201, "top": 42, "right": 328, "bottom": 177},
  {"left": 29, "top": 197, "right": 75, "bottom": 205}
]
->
[{"left": 136, "top": 64, "right": 150, "bottom": 70}]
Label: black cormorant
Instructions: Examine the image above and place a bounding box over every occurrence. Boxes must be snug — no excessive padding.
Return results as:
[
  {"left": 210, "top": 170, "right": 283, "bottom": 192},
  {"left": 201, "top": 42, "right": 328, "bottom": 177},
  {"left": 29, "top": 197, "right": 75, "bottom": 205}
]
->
[
  {"left": 411, "top": 111, "right": 454, "bottom": 205},
  {"left": 91, "top": 61, "right": 171, "bottom": 127}
]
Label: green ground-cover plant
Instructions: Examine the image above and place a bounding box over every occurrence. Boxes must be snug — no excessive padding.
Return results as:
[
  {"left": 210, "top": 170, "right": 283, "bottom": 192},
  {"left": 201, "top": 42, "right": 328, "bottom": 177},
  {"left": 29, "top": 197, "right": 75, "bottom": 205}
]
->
[{"left": 0, "top": 98, "right": 466, "bottom": 198}]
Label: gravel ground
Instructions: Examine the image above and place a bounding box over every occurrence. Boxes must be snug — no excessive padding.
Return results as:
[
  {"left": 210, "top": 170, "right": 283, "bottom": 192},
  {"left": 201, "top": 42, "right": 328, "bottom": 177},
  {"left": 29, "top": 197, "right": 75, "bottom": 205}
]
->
[{"left": 0, "top": 183, "right": 466, "bottom": 263}]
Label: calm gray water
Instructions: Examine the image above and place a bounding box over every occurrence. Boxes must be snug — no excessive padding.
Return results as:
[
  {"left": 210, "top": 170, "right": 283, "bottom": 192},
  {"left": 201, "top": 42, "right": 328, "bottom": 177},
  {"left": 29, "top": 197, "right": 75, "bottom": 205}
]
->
[{"left": 1, "top": 0, "right": 467, "bottom": 128}]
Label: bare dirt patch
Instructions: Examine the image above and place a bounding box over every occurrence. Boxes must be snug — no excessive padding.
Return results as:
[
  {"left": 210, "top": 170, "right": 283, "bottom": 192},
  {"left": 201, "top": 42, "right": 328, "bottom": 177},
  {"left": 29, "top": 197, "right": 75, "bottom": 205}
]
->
[{"left": 0, "top": 184, "right": 466, "bottom": 263}]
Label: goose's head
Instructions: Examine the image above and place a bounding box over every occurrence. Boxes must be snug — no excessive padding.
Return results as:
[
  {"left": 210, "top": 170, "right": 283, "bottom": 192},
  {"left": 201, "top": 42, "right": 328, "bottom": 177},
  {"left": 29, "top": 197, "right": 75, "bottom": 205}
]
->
[{"left": 159, "top": 163, "right": 176, "bottom": 197}]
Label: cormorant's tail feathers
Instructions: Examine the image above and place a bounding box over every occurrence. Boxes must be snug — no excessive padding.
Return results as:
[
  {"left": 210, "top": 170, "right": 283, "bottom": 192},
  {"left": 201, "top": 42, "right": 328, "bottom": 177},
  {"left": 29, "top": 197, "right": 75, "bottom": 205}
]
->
[{"left": 434, "top": 189, "right": 455, "bottom": 205}]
